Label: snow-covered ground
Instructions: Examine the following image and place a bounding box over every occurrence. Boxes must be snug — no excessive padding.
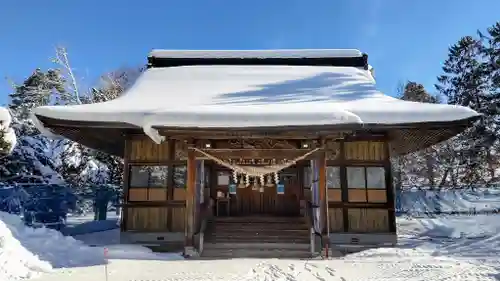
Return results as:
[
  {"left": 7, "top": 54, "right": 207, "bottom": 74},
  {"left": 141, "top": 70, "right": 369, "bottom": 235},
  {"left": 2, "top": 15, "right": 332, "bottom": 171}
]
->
[
  {"left": 0, "top": 213, "right": 495, "bottom": 281},
  {"left": 62, "top": 212, "right": 119, "bottom": 236},
  {"left": 2, "top": 190, "right": 500, "bottom": 281},
  {"left": 32, "top": 215, "right": 500, "bottom": 281}
]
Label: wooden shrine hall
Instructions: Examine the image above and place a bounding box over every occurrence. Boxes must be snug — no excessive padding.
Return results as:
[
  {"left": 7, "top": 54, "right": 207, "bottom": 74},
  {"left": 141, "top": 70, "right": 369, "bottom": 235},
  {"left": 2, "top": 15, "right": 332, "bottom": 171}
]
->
[{"left": 32, "top": 49, "right": 480, "bottom": 258}]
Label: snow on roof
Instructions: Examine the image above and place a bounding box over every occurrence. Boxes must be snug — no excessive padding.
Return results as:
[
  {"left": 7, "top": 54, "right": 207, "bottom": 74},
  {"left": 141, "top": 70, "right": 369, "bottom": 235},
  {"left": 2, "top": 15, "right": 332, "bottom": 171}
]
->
[
  {"left": 32, "top": 65, "right": 479, "bottom": 143},
  {"left": 149, "top": 49, "right": 363, "bottom": 59}
]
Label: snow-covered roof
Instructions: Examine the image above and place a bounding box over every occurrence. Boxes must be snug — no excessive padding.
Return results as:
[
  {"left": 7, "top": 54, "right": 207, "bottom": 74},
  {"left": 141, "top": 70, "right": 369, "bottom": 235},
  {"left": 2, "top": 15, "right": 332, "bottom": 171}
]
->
[
  {"left": 32, "top": 63, "right": 479, "bottom": 145},
  {"left": 149, "top": 49, "right": 363, "bottom": 59}
]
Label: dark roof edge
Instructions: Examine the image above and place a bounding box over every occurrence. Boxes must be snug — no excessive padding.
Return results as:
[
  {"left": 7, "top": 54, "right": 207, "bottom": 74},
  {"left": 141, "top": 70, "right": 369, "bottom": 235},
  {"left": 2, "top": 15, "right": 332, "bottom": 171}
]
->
[{"left": 147, "top": 54, "right": 369, "bottom": 70}]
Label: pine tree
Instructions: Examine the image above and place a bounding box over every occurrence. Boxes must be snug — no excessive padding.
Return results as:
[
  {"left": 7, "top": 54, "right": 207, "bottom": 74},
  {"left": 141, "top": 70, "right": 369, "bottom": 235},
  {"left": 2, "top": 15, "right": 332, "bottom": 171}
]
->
[
  {"left": 57, "top": 68, "right": 142, "bottom": 193},
  {"left": 0, "top": 69, "right": 67, "bottom": 183},
  {"left": 393, "top": 81, "right": 443, "bottom": 189},
  {"left": 400, "top": 81, "right": 441, "bottom": 103},
  {"left": 435, "top": 35, "right": 496, "bottom": 185},
  {"left": 479, "top": 22, "right": 500, "bottom": 183},
  {"left": 9, "top": 68, "right": 68, "bottom": 136}
]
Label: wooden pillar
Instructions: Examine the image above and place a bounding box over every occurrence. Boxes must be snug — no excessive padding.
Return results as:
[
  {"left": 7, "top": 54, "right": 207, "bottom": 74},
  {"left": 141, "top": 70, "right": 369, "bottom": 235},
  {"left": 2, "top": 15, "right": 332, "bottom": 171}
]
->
[
  {"left": 121, "top": 137, "right": 131, "bottom": 232},
  {"left": 384, "top": 138, "right": 397, "bottom": 233},
  {"left": 166, "top": 140, "right": 175, "bottom": 231},
  {"left": 318, "top": 148, "right": 327, "bottom": 235},
  {"left": 185, "top": 147, "right": 196, "bottom": 247}
]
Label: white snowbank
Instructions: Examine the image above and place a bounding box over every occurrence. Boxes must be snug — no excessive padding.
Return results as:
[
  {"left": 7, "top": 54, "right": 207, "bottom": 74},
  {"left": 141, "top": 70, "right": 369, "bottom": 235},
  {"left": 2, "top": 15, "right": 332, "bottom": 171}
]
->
[
  {"left": 398, "top": 214, "right": 500, "bottom": 239},
  {"left": 0, "top": 212, "right": 105, "bottom": 281},
  {"left": 33, "top": 61, "right": 479, "bottom": 143},
  {"left": 0, "top": 214, "right": 51, "bottom": 280},
  {"left": 397, "top": 189, "right": 500, "bottom": 214},
  {"left": 0, "top": 107, "right": 16, "bottom": 154}
]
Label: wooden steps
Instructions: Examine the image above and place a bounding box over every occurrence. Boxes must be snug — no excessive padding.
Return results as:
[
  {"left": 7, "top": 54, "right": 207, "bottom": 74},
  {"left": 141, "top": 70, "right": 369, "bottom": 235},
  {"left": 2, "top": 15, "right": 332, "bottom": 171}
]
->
[{"left": 201, "top": 216, "right": 311, "bottom": 259}]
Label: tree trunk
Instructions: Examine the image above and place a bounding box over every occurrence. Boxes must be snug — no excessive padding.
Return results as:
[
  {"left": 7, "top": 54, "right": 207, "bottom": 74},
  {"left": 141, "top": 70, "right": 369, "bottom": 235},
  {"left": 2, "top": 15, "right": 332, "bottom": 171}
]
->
[
  {"left": 438, "top": 168, "right": 450, "bottom": 188},
  {"left": 425, "top": 150, "right": 435, "bottom": 189}
]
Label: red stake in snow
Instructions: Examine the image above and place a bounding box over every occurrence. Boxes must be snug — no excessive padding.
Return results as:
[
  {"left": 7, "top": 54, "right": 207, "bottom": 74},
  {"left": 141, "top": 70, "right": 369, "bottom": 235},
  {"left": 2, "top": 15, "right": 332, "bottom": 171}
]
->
[{"left": 104, "top": 248, "right": 109, "bottom": 281}]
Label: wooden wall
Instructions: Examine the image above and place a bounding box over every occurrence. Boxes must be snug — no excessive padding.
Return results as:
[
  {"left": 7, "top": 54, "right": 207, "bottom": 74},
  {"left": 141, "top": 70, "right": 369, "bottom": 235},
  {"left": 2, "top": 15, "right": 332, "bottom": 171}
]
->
[
  {"left": 325, "top": 138, "right": 395, "bottom": 233},
  {"left": 129, "top": 138, "right": 170, "bottom": 162},
  {"left": 123, "top": 137, "right": 186, "bottom": 233},
  {"left": 122, "top": 135, "right": 396, "bottom": 234},
  {"left": 344, "top": 141, "right": 385, "bottom": 161}
]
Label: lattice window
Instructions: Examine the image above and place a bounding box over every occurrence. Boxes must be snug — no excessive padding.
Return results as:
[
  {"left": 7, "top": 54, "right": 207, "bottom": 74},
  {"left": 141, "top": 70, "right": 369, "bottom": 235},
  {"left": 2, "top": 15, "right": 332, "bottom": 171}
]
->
[
  {"left": 346, "top": 166, "right": 386, "bottom": 203},
  {"left": 129, "top": 165, "right": 168, "bottom": 188}
]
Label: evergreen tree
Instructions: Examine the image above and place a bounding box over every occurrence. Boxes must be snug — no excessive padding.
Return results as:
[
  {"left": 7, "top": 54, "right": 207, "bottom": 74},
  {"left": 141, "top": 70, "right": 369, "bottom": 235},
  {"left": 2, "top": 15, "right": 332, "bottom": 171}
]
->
[
  {"left": 394, "top": 81, "right": 442, "bottom": 189},
  {"left": 400, "top": 81, "right": 441, "bottom": 103},
  {"left": 0, "top": 69, "right": 67, "bottom": 183},
  {"left": 435, "top": 34, "right": 497, "bottom": 185},
  {"left": 479, "top": 22, "right": 500, "bottom": 182},
  {"left": 9, "top": 68, "right": 68, "bottom": 136},
  {"left": 57, "top": 68, "right": 143, "bottom": 192}
]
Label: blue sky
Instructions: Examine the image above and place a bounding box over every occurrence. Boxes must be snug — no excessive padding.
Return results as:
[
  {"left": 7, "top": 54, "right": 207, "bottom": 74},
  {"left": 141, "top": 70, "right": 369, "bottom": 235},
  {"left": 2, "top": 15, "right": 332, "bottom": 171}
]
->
[{"left": 1, "top": 0, "right": 499, "bottom": 105}]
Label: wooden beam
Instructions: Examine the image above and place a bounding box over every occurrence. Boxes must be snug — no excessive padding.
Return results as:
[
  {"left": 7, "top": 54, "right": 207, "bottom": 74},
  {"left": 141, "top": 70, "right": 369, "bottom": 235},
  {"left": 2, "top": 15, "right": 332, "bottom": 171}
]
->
[
  {"left": 192, "top": 148, "right": 323, "bottom": 160},
  {"left": 184, "top": 147, "right": 196, "bottom": 247},
  {"left": 165, "top": 133, "right": 348, "bottom": 140},
  {"left": 120, "top": 201, "right": 186, "bottom": 207},
  {"left": 157, "top": 128, "right": 352, "bottom": 140}
]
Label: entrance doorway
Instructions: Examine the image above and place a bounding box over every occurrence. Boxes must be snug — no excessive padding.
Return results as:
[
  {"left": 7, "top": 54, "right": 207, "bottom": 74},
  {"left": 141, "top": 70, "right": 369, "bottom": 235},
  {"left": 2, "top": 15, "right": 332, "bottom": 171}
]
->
[{"left": 213, "top": 166, "right": 301, "bottom": 217}]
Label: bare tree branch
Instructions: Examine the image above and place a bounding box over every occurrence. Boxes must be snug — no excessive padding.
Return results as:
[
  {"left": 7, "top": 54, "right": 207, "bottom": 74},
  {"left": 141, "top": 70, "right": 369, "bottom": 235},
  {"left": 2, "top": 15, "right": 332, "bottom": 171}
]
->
[{"left": 53, "top": 46, "right": 82, "bottom": 104}]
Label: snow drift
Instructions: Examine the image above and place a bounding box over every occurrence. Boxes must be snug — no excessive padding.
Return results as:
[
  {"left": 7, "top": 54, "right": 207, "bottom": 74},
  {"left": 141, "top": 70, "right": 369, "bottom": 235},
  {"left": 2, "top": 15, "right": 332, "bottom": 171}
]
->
[
  {"left": 396, "top": 188, "right": 500, "bottom": 215},
  {"left": 0, "top": 211, "right": 105, "bottom": 281}
]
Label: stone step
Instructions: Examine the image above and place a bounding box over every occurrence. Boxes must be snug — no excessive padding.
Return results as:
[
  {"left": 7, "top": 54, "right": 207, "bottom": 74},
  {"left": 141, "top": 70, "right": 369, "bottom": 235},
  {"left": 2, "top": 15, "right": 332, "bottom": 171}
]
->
[
  {"left": 209, "top": 229, "right": 310, "bottom": 236},
  {"left": 203, "top": 242, "right": 310, "bottom": 250},
  {"left": 208, "top": 225, "right": 308, "bottom": 230},
  {"left": 205, "top": 229, "right": 310, "bottom": 237},
  {"left": 206, "top": 235, "right": 309, "bottom": 243},
  {"left": 208, "top": 223, "right": 308, "bottom": 229},
  {"left": 200, "top": 248, "right": 312, "bottom": 259},
  {"left": 213, "top": 216, "right": 305, "bottom": 223}
]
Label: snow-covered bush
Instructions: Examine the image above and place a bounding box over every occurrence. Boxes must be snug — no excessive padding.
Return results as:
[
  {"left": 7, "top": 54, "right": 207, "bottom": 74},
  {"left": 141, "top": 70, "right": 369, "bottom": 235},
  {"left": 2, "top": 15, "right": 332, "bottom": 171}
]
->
[{"left": 0, "top": 107, "right": 17, "bottom": 155}]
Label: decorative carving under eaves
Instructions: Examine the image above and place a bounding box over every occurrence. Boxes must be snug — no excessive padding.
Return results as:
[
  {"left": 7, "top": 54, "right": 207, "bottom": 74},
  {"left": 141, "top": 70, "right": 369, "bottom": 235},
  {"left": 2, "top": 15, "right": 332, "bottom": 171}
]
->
[
  {"left": 325, "top": 140, "right": 340, "bottom": 160},
  {"left": 227, "top": 139, "right": 298, "bottom": 149},
  {"left": 174, "top": 140, "right": 188, "bottom": 160},
  {"left": 300, "top": 140, "right": 319, "bottom": 149},
  {"left": 195, "top": 139, "right": 211, "bottom": 149}
]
